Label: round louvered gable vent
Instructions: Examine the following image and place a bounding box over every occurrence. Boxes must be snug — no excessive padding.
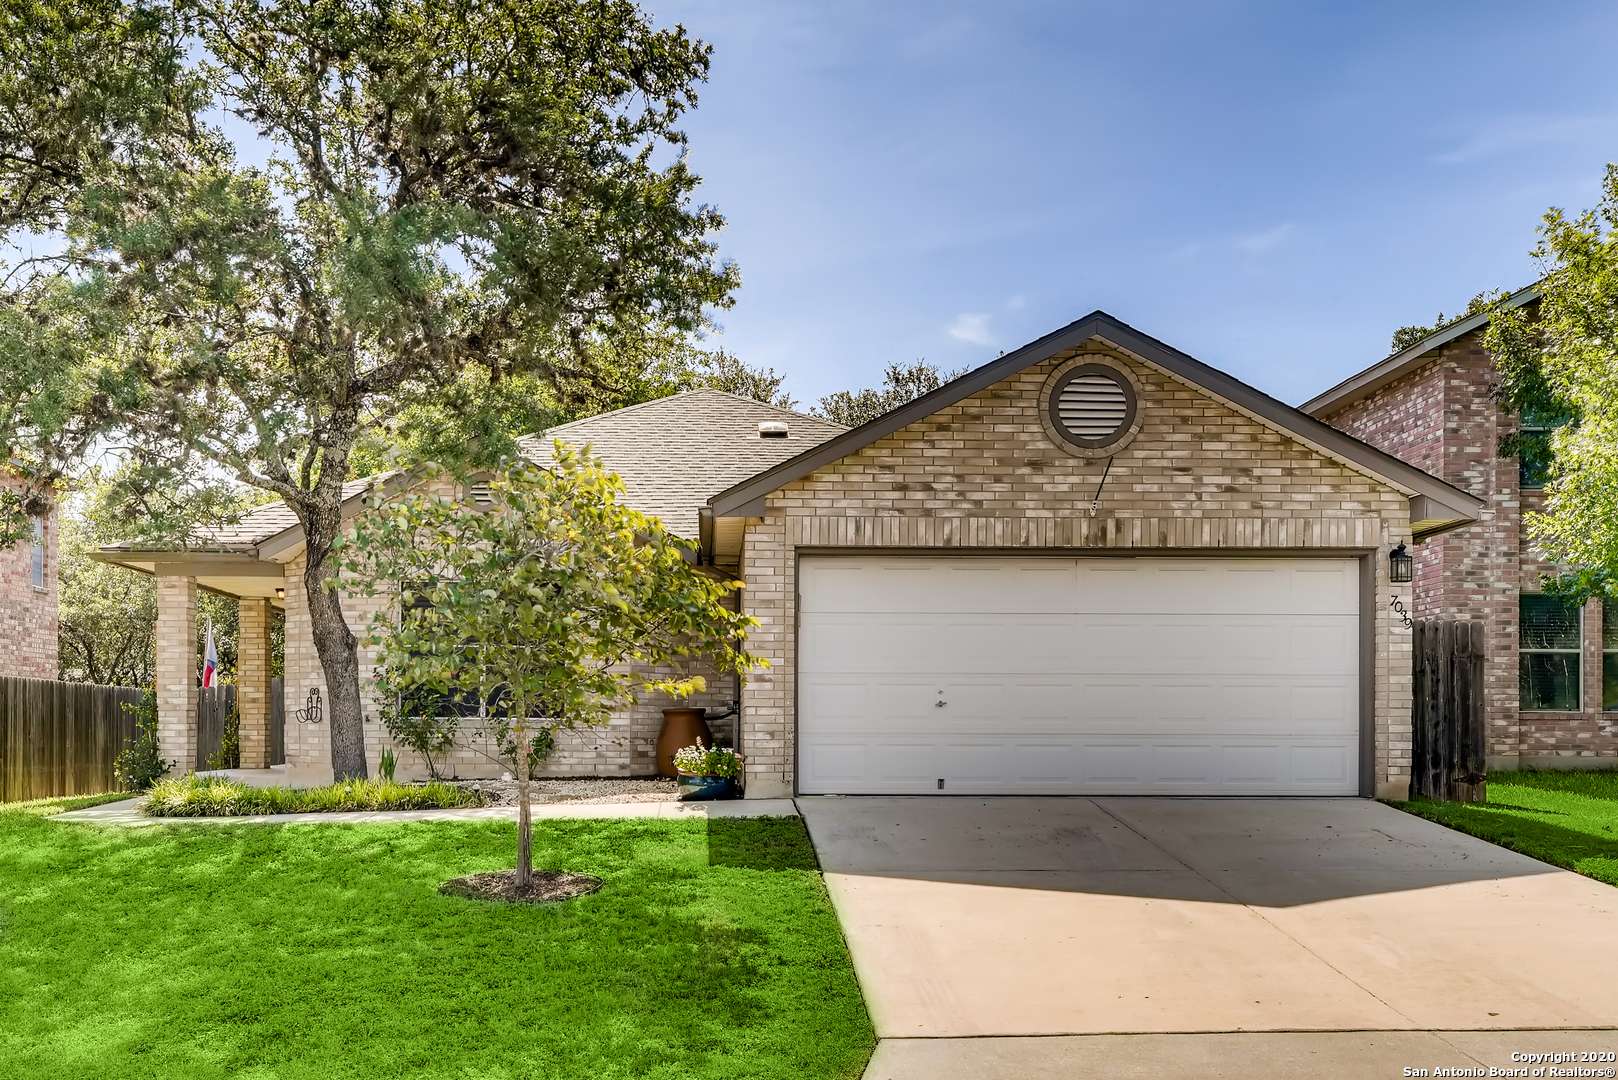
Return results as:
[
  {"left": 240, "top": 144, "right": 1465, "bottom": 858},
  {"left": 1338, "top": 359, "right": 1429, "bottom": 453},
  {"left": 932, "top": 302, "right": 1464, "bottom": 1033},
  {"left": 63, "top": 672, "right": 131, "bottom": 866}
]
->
[{"left": 1047, "top": 364, "right": 1137, "bottom": 449}]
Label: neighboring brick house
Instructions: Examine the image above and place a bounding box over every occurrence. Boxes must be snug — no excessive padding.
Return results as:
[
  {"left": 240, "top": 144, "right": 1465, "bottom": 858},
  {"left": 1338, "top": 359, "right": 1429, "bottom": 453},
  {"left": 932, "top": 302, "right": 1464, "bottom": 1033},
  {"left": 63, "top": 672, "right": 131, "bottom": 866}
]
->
[
  {"left": 100, "top": 310, "right": 1483, "bottom": 797},
  {"left": 0, "top": 474, "right": 60, "bottom": 679},
  {"left": 1306, "top": 285, "right": 1618, "bottom": 770}
]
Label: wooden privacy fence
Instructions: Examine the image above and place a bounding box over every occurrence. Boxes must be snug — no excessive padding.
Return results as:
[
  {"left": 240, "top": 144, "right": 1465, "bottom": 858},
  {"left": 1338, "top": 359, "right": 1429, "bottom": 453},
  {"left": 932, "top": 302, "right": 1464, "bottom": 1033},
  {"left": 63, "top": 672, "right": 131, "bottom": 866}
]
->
[
  {"left": 0, "top": 678, "right": 143, "bottom": 802},
  {"left": 196, "top": 679, "right": 287, "bottom": 769},
  {"left": 1412, "top": 618, "right": 1486, "bottom": 802}
]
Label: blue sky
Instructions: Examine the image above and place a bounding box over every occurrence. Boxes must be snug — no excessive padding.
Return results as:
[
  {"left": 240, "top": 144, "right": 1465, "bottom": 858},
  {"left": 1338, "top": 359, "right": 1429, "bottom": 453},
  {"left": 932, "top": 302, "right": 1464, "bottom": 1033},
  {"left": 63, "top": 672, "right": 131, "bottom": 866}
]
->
[{"left": 656, "top": 0, "right": 1618, "bottom": 407}]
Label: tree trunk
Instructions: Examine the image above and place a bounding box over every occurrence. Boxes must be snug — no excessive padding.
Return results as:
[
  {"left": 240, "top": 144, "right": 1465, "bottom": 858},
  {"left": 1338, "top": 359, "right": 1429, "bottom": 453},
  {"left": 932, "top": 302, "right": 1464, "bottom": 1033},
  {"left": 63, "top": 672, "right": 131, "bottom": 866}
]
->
[
  {"left": 303, "top": 543, "right": 369, "bottom": 781},
  {"left": 515, "top": 748, "right": 533, "bottom": 888}
]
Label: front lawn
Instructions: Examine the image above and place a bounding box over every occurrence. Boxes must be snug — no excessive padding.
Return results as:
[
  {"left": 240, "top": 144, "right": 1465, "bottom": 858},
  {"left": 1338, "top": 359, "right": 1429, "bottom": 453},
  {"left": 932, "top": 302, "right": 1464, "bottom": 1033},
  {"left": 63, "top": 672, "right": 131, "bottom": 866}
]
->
[
  {"left": 1395, "top": 769, "right": 1618, "bottom": 886},
  {"left": 0, "top": 800, "right": 874, "bottom": 1079}
]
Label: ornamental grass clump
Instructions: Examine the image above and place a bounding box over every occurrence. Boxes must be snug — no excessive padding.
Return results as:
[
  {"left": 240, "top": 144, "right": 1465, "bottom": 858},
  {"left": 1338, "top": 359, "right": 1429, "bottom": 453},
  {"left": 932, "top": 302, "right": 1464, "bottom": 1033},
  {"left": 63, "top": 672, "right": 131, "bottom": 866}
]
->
[{"left": 142, "top": 775, "right": 484, "bottom": 817}]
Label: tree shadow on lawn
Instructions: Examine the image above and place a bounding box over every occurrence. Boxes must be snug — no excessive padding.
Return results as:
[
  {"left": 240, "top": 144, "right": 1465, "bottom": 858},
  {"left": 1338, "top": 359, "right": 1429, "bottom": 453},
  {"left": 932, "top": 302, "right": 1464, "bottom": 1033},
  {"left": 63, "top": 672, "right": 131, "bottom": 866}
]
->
[
  {"left": 704, "top": 816, "right": 822, "bottom": 872},
  {"left": 1404, "top": 800, "right": 1618, "bottom": 884}
]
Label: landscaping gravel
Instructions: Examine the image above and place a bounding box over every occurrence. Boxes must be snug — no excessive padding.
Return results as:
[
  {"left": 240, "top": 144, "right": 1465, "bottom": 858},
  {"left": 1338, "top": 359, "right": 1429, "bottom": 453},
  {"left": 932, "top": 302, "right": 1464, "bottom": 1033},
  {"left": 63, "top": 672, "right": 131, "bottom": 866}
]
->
[{"left": 439, "top": 776, "right": 678, "bottom": 805}]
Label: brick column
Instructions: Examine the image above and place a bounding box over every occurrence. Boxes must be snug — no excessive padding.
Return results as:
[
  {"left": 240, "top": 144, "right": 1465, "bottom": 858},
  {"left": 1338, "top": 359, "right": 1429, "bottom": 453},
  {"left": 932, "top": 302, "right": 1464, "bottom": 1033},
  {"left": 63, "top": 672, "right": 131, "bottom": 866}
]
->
[
  {"left": 155, "top": 574, "right": 199, "bottom": 772},
  {"left": 238, "top": 597, "right": 273, "bottom": 769}
]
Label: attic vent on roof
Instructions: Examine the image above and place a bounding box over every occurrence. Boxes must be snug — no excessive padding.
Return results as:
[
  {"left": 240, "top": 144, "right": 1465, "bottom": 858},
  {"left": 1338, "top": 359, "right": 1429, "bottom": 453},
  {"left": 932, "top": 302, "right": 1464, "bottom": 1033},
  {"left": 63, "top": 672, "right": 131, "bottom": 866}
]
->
[
  {"left": 1048, "top": 364, "right": 1137, "bottom": 450},
  {"left": 468, "top": 482, "right": 495, "bottom": 506},
  {"left": 758, "top": 420, "right": 789, "bottom": 439}
]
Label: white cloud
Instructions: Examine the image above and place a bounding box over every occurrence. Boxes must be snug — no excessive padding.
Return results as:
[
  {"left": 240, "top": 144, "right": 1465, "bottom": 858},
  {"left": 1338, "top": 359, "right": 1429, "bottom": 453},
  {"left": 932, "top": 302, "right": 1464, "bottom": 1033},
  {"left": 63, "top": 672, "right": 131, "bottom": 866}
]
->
[
  {"left": 946, "top": 312, "right": 995, "bottom": 347},
  {"left": 1433, "top": 113, "right": 1614, "bottom": 165},
  {"left": 1233, "top": 222, "right": 1296, "bottom": 255}
]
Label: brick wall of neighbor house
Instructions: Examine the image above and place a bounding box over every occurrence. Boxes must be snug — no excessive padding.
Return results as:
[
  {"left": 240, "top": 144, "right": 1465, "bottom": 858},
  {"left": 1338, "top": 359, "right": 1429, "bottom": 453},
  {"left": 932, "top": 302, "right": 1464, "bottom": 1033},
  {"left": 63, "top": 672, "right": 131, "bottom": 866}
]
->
[
  {"left": 737, "top": 340, "right": 1415, "bottom": 799},
  {"left": 0, "top": 488, "right": 59, "bottom": 679},
  {"left": 277, "top": 487, "right": 734, "bottom": 780},
  {"left": 1325, "top": 327, "right": 1617, "bottom": 766}
]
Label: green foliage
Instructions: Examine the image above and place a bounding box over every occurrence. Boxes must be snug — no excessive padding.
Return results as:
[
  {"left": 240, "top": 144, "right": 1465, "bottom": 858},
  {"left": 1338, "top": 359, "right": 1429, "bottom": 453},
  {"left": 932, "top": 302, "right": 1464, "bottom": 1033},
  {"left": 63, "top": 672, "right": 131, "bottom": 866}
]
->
[
  {"left": 814, "top": 360, "right": 965, "bottom": 427},
  {"left": 205, "top": 705, "right": 241, "bottom": 771},
  {"left": 0, "top": 814, "right": 875, "bottom": 1077},
  {"left": 1484, "top": 163, "right": 1618, "bottom": 602},
  {"left": 378, "top": 693, "right": 460, "bottom": 780},
  {"left": 0, "top": 0, "right": 739, "bottom": 773},
  {"left": 338, "top": 444, "right": 760, "bottom": 877},
  {"left": 1388, "top": 290, "right": 1500, "bottom": 353},
  {"left": 113, "top": 689, "right": 171, "bottom": 792},
  {"left": 1395, "top": 770, "right": 1618, "bottom": 887},
  {"left": 691, "top": 349, "right": 797, "bottom": 408},
  {"left": 141, "top": 774, "right": 483, "bottom": 816},
  {"left": 378, "top": 746, "right": 397, "bottom": 784},
  {"left": 340, "top": 445, "right": 759, "bottom": 773},
  {"left": 672, "top": 741, "right": 742, "bottom": 779}
]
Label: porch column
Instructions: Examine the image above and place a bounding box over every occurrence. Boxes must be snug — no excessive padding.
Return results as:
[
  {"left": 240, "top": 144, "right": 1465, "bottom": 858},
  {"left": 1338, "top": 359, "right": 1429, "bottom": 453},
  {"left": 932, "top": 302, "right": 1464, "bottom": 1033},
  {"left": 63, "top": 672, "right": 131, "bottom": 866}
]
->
[
  {"left": 155, "top": 574, "right": 199, "bottom": 772},
  {"left": 238, "top": 597, "right": 273, "bottom": 769}
]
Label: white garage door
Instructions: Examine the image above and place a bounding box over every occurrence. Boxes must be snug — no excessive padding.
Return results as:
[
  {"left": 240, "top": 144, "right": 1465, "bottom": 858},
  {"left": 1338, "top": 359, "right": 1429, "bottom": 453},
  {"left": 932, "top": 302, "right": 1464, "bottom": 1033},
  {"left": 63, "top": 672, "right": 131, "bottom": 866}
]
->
[{"left": 798, "top": 555, "right": 1361, "bottom": 796}]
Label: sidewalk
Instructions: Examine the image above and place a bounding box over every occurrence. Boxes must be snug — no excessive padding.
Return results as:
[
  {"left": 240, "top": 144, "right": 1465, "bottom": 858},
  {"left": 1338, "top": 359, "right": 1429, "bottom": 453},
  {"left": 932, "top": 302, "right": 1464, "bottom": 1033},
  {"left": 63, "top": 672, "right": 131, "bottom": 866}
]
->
[{"left": 54, "top": 797, "right": 799, "bottom": 826}]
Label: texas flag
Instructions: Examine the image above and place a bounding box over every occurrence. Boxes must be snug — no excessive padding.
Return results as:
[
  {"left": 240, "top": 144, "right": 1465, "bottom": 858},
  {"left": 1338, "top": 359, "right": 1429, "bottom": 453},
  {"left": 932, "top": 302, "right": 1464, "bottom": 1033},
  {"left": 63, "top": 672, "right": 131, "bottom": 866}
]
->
[{"left": 201, "top": 617, "right": 219, "bottom": 689}]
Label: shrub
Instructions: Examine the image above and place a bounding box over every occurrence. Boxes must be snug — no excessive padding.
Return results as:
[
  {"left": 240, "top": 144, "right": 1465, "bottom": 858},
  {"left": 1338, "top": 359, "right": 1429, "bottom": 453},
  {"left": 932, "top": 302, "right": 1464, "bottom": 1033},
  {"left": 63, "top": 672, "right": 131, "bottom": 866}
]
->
[
  {"left": 114, "top": 689, "right": 172, "bottom": 792},
  {"left": 141, "top": 775, "right": 485, "bottom": 817},
  {"left": 378, "top": 746, "right": 397, "bottom": 783},
  {"left": 672, "top": 741, "right": 742, "bottom": 779}
]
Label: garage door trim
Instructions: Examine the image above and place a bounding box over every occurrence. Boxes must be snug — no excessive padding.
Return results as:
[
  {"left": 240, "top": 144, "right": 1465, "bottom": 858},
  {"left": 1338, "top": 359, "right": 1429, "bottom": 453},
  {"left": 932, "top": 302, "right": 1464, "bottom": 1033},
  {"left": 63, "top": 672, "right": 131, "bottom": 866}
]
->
[{"left": 789, "top": 548, "right": 1377, "bottom": 798}]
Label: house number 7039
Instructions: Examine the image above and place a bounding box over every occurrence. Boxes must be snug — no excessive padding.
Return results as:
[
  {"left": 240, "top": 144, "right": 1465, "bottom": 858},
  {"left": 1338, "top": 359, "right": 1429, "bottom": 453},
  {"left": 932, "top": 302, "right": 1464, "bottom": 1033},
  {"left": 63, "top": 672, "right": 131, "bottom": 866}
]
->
[{"left": 1389, "top": 596, "right": 1412, "bottom": 630}]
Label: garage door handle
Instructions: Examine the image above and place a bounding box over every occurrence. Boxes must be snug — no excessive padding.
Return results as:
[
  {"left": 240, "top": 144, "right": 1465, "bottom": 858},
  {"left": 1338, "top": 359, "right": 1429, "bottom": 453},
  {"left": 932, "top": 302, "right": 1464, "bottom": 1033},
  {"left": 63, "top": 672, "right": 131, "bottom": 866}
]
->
[{"left": 934, "top": 699, "right": 947, "bottom": 708}]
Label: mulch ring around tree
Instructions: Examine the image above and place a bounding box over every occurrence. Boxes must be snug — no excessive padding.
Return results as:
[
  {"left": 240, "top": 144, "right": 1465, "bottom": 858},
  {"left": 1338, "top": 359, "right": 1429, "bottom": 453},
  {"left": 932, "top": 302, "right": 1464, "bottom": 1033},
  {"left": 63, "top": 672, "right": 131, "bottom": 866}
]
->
[{"left": 440, "top": 870, "right": 604, "bottom": 905}]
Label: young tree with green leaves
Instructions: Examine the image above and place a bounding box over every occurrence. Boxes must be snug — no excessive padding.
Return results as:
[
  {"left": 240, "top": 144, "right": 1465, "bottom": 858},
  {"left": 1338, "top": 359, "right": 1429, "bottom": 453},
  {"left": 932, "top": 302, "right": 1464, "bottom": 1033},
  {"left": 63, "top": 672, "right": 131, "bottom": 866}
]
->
[
  {"left": 0, "top": 0, "right": 736, "bottom": 776},
  {"left": 1484, "top": 163, "right": 1618, "bottom": 602},
  {"left": 338, "top": 445, "right": 758, "bottom": 890}
]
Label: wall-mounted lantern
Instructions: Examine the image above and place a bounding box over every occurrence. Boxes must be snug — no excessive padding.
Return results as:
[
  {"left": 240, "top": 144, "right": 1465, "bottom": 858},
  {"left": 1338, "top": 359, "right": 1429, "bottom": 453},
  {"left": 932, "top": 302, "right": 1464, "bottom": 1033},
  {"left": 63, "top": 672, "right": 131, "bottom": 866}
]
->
[
  {"left": 274, "top": 586, "right": 286, "bottom": 601},
  {"left": 1389, "top": 542, "right": 1414, "bottom": 584}
]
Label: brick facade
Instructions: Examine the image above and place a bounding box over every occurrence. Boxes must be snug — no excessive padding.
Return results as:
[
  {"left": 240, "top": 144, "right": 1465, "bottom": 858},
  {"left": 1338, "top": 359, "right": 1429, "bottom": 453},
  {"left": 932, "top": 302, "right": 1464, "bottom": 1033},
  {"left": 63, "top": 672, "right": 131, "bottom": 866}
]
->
[
  {"left": 1322, "top": 327, "right": 1617, "bottom": 767},
  {"left": 0, "top": 483, "right": 59, "bottom": 679},
  {"left": 737, "top": 341, "right": 1416, "bottom": 799},
  {"left": 275, "top": 489, "right": 733, "bottom": 780}
]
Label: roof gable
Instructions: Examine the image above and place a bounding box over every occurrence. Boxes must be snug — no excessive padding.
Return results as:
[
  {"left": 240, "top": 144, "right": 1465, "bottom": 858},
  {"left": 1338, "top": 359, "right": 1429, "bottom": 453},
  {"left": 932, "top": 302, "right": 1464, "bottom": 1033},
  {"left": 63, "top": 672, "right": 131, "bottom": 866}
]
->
[
  {"left": 709, "top": 310, "right": 1484, "bottom": 537},
  {"left": 1303, "top": 284, "right": 1538, "bottom": 417}
]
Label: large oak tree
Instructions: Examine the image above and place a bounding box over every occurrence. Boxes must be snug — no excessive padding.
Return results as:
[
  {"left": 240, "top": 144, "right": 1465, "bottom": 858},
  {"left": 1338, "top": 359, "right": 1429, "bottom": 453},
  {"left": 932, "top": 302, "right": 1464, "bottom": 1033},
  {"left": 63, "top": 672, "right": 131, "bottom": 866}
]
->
[{"left": 0, "top": 0, "right": 736, "bottom": 776}]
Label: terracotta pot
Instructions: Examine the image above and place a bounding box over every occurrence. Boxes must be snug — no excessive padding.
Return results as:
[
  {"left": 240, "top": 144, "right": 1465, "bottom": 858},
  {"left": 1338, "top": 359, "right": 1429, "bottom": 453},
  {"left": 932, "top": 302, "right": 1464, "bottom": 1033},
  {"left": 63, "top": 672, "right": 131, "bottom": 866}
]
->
[{"left": 655, "top": 707, "right": 713, "bottom": 778}]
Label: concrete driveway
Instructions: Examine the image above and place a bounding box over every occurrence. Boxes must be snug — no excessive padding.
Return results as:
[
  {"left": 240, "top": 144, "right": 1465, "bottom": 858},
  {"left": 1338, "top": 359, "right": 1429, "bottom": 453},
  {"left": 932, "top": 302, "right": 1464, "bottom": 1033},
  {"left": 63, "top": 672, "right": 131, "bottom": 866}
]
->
[{"left": 799, "top": 797, "right": 1618, "bottom": 1077}]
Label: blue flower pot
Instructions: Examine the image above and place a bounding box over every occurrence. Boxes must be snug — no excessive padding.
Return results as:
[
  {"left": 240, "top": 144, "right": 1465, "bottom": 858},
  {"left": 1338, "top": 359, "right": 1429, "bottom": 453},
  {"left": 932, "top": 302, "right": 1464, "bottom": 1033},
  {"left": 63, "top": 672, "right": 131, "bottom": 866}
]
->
[{"left": 677, "top": 773, "right": 739, "bottom": 801}]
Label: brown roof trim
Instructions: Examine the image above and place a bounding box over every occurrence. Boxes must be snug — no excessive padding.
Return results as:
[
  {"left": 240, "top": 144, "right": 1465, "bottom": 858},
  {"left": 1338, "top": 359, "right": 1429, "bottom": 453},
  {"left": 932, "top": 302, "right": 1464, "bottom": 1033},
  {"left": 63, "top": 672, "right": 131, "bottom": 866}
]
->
[
  {"left": 1302, "top": 284, "right": 1539, "bottom": 417},
  {"left": 708, "top": 310, "right": 1485, "bottom": 529}
]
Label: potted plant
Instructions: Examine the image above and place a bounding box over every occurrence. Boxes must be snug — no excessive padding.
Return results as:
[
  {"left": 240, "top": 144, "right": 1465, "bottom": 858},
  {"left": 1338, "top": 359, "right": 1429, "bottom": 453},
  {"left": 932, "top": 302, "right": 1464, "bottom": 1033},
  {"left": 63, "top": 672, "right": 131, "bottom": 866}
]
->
[{"left": 672, "top": 741, "right": 743, "bottom": 801}]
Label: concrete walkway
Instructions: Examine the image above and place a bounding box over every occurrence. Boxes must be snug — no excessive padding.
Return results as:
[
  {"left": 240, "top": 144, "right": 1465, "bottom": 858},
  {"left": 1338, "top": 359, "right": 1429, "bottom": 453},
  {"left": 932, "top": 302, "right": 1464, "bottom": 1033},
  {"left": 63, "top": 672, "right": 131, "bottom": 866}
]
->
[
  {"left": 55, "top": 796, "right": 797, "bottom": 825},
  {"left": 798, "top": 796, "right": 1618, "bottom": 1079},
  {"left": 864, "top": 1030, "right": 1618, "bottom": 1080}
]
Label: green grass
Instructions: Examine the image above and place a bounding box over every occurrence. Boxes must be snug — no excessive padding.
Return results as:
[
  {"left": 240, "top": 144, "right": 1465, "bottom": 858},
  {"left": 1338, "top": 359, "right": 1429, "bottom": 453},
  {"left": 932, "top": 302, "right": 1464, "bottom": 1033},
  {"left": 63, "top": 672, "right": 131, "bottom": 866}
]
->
[
  {"left": 142, "top": 774, "right": 486, "bottom": 816},
  {"left": 1394, "top": 769, "right": 1618, "bottom": 886},
  {"left": 0, "top": 800, "right": 874, "bottom": 1079}
]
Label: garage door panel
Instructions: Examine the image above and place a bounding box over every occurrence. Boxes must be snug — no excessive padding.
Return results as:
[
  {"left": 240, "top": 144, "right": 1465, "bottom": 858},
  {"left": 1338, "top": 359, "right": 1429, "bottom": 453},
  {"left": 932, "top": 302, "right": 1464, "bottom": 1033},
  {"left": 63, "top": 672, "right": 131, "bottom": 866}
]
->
[
  {"left": 800, "top": 557, "right": 1077, "bottom": 615},
  {"left": 802, "top": 614, "right": 1078, "bottom": 674},
  {"left": 1073, "top": 558, "right": 1356, "bottom": 614},
  {"left": 796, "top": 555, "right": 1361, "bottom": 796}
]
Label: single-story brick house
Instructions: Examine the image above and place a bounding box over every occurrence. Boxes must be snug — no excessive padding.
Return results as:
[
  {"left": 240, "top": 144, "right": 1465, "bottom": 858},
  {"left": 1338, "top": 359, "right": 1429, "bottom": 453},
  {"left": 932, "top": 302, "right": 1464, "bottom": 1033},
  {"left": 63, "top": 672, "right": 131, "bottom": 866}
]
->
[
  {"left": 100, "top": 311, "right": 1483, "bottom": 799},
  {"left": 1306, "top": 285, "right": 1618, "bottom": 770}
]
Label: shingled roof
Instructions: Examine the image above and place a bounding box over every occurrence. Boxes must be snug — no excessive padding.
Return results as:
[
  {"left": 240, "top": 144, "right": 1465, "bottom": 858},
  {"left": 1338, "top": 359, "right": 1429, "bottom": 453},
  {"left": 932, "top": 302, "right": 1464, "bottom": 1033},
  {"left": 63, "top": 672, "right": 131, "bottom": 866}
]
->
[
  {"left": 100, "top": 390, "right": 844, "bottom": 557},
  {"left": 521, "top": 390, "right": 846, "bottom": 538},
  {"left": 99, "top": 476, "right": 381, "bottom": 553}
]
